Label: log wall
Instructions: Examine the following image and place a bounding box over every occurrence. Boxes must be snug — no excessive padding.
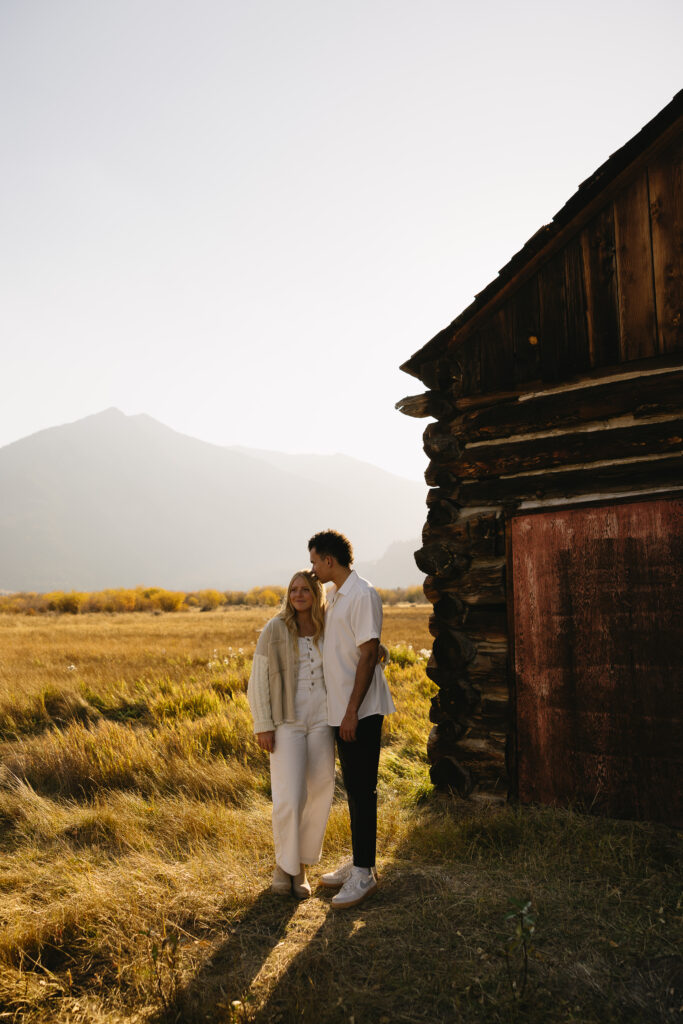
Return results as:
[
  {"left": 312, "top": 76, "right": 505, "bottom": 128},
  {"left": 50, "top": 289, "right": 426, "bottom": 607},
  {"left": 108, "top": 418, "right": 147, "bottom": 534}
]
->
[{"left": 414, "top": 357, "right": 683, "bottom": 801}]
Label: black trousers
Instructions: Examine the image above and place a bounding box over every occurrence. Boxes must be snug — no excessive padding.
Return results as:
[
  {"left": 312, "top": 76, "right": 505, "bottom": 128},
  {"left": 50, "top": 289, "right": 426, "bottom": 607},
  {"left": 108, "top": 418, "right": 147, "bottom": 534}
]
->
[{"left": 335, "top": 714, "right": 383, "bottom": 869}]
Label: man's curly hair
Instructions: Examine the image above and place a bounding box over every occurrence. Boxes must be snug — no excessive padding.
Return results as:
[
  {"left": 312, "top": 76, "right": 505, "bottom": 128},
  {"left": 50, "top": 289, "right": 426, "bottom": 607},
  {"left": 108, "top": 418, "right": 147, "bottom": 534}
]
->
[{"left": 308, "top": 530, "right": 353, "bottom": 568}]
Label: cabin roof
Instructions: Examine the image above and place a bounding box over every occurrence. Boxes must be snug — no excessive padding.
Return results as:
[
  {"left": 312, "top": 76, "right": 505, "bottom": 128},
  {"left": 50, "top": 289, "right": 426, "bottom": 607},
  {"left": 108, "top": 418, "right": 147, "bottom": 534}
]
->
[{"left": 401, "top": 89, "right": 683, "bottom": 380}]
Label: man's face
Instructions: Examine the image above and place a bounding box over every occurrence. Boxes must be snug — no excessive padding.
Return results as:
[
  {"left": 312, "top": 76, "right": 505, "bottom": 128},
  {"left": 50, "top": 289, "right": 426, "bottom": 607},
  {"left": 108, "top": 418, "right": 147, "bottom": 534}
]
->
[{"left": 309, "top": 547, "right": 333, "bottom": 584}]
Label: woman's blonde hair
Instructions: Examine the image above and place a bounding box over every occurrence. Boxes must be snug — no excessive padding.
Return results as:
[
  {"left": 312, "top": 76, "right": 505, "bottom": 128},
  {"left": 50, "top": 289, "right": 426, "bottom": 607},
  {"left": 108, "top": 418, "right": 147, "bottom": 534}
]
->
[{"left": 280, "top": 570, "right": 325, "bottom": 646}]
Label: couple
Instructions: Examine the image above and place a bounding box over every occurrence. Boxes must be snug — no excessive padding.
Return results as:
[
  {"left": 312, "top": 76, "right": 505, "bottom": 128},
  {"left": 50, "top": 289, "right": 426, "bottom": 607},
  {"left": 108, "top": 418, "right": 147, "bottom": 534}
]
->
[{"left": 247, "top": 529, "right": 395, "bottom": 909}]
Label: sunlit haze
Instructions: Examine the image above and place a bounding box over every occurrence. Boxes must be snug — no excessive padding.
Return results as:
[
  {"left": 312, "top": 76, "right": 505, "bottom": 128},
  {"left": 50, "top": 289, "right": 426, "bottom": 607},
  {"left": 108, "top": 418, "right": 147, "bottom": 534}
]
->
[{"left": 1, "top": 0, "right": 680, "bottom": 480}]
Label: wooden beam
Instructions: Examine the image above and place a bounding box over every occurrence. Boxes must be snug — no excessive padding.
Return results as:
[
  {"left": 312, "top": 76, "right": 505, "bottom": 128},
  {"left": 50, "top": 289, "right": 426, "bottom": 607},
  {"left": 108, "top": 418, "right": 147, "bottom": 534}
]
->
[
  {"left": 453, "top": 368, "right": 683, "bottom": 443},
  {"left": 457, "top": 452, "right": 683, "bottom": 505},
  {"left": 449, "top": 417, "right": 683, "bottom": 480}
]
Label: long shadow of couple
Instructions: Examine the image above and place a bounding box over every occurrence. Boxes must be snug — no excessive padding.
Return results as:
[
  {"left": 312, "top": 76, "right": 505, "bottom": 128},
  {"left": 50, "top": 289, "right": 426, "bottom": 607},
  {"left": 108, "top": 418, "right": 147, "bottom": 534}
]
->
[{"left": 151, "top": 872, "right": 414, "bottom": 1024}]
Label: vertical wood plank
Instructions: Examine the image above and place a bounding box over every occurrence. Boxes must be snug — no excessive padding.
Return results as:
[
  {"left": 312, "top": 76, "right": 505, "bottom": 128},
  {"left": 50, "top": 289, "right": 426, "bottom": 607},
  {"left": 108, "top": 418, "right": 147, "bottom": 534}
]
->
[
  {"left": 648, "top": 137, "right": 683, "bottom": 354},
  {"left": 581, "top": 204, "right": 621, "bottom": 368},
  {"left": 614, "top": 172, "right": 658, "bottom": 361},
  {"left": 478, "top": 308, "right": 512, "bottom": 392},
  {"left": 506, "top": 276, "right": 541, "bottom": 385},
  {"left": 537, "top": 251, "right": 567, "bottom": 383},
  {"left": 457, "top": 332, "right": 482, "bottom": 397},
  {"left": 564, "top": 237, "right": 591, "bottom": 374},
  {"left": 538, "top": 242, "right": 590, "bottom": 381}
]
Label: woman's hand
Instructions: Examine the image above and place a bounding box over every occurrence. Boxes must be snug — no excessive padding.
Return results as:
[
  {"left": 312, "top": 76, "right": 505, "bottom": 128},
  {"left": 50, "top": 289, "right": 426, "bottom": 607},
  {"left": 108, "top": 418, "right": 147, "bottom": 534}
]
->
[{"left": 256, "top": 730, "right": 275, "bottom": 753}]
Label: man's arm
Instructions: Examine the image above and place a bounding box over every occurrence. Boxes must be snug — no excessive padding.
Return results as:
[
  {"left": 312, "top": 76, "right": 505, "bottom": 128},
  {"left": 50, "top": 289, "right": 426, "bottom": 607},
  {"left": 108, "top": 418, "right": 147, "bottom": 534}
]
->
[{"left": 339, "top": 638, "right": 379, "bottom": 742}]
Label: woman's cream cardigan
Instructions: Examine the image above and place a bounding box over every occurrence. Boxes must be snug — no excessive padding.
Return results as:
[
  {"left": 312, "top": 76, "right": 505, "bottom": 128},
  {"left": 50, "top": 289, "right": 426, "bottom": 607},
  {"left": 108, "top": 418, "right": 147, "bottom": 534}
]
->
[{"left": 247, "top": 616, "right": 302, "bottom": 734}]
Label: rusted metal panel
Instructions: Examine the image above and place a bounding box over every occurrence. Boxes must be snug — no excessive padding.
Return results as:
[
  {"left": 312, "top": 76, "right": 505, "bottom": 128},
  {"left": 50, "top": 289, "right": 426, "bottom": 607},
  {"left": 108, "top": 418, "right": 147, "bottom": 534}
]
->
[{"left": 511, "top": 497, "right": 683, "bottom": 824}]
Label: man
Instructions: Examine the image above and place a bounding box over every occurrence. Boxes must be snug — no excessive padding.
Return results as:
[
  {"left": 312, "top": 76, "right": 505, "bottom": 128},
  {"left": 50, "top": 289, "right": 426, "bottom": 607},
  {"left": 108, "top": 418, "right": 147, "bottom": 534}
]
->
[{"left": 308, "top": 529, "right": 395, "bottom": 909}]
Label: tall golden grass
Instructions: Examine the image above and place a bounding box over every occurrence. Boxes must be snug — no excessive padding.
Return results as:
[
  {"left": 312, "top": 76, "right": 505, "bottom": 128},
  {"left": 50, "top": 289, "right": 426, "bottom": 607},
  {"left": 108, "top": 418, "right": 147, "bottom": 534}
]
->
[{"left": 0, "top": 606, "right": 679, "bottom": 1023}]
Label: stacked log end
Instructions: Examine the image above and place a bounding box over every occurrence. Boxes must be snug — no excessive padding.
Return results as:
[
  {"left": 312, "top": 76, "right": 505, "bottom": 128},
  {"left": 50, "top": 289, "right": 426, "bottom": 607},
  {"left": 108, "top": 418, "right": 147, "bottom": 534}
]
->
[{"left": 410, "top": 361, "right": 511, "bottom": 801}]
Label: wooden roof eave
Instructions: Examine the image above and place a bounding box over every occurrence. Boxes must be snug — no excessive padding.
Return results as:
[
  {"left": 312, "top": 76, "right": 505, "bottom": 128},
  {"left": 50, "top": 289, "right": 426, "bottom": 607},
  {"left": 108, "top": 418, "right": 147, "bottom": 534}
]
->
[{"left": 400, "top": 91, "right": 683, "bottom": 389}]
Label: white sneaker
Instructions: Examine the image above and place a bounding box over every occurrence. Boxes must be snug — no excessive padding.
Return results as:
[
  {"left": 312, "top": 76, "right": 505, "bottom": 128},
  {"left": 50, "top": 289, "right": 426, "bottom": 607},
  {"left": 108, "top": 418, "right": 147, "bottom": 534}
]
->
[
  {"left": 320, "top": 860, "right": 378, "bottom": 890},
  {"left": 331, "top": 866, "right": 378, "bottom": 909},
  {"left": 319, "top": 859, "right": 354, "bottom": 889}
]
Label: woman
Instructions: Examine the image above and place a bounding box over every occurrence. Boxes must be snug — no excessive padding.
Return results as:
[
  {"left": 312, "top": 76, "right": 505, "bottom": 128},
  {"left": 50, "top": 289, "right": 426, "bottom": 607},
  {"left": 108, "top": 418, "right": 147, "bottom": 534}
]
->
[{"left": 247, "top": 570, "right": 335, "bottom": 897}]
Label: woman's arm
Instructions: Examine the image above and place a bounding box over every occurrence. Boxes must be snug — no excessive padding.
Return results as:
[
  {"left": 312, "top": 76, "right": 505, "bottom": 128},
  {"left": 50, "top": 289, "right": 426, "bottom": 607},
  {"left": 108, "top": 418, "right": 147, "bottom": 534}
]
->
[
  {"left": 256, "top": 730, "right": 275, "bottom": 753},
  {"left": 247, "top": 622, "right": 276, "bottom": 741}
]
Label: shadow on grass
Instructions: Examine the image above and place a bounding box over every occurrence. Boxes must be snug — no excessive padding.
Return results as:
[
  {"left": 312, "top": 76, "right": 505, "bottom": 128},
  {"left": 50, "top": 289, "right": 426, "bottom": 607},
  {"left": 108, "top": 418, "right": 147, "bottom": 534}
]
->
[
  {"left": 151, "top": 890, "right": 299, "bottom": 1024},
  {"left": 150, "top": 801, "right": 682, "bottom": 1024},
  {"left": 250, "top": 871, "right": 468, "bottom": 1024},
  {"left": 249, "top": 869, "right": 683, "bottom": 1024},
  {"left": 250, "top": 803, "right": 683, "bottom": 1024}
]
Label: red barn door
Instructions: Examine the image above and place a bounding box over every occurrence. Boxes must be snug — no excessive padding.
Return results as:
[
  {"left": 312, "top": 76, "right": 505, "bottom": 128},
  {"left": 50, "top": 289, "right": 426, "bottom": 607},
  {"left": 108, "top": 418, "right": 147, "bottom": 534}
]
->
[{"left": 511, "top": 497, "right": 682, "bottom": 824}]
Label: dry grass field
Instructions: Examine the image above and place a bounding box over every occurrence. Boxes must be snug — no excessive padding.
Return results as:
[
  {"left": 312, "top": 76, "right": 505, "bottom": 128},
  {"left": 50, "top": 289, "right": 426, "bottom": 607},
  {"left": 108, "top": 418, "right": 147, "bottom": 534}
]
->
[{"left": 0, "top": 606, "right": 680, "bottom": 1023}]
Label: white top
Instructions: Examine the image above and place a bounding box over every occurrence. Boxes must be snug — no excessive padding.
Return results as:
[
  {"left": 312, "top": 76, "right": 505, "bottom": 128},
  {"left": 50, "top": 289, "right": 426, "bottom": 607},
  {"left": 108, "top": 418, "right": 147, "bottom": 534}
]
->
[
  {"left": 297, "top": 635, "right": 324, "bottom": 688},
  {"left": 323, "top": 570, "right": 396, "bottom": 726}
]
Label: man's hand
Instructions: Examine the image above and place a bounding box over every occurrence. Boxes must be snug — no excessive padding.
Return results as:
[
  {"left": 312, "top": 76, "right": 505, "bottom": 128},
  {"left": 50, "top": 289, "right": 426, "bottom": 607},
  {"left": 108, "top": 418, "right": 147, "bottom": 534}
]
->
[
  {"left": 256, "top": 730, "right": 275, "bottom": 752},
  {"left": 339, "top": 707, "right": 359, "bottom": 742}
]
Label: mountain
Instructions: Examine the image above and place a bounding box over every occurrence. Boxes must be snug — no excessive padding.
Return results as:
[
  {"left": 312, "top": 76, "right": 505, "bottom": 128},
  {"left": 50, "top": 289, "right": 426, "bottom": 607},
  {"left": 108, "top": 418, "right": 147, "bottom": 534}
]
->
[
  {"left": 0, "top": 409, "right": 425, "bottom": 591},
  {"left": 355, "top": 540, "right": 426, "bottom": 590}
]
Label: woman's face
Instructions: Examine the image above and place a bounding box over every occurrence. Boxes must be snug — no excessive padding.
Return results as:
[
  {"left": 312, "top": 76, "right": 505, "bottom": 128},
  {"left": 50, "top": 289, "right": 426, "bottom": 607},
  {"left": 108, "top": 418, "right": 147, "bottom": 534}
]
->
[{"left": 289, "top": 576, "right": 314, "bottom": 614}]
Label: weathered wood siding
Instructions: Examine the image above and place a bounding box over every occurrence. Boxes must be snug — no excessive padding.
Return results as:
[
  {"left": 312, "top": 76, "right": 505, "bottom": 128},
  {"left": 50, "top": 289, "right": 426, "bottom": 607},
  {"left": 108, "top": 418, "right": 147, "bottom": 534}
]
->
[
  {"left": 455, "top": 145, "right": 682, "bottom": 394},
  {"left": 401, "top": 130, "right": 683, "bottom": 402},
  {"left": 511, "top": 498, "right": 683, "bottom": 825}
]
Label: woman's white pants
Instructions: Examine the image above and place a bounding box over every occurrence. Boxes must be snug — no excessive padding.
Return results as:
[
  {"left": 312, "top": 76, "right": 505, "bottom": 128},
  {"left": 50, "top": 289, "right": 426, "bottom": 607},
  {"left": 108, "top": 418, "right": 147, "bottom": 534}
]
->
[{"left": 269, "top": 677, "right": 335, "bottom": 876}]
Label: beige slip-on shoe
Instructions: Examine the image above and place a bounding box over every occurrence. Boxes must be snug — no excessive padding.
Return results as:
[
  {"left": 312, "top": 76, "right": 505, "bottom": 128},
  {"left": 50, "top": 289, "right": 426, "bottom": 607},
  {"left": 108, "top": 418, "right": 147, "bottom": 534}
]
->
[
  {"left": 292, "top": 865, "right": 311, "bottom": 899},
  {"left": 271, "top": 865, "right": 292, "bottom": 896}
]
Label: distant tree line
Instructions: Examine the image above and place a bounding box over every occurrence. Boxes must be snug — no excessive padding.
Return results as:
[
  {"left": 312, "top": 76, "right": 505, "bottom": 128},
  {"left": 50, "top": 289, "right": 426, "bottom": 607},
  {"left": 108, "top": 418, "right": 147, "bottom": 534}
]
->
[
  {"left": 0, "top": 586, "right": 283, "bottom": 615},
  {"left": 374, "top": 587, "right": 426, "bottom": 605},
  {"left": 0, "top": 584, "right": 426, "bottom": 615}
]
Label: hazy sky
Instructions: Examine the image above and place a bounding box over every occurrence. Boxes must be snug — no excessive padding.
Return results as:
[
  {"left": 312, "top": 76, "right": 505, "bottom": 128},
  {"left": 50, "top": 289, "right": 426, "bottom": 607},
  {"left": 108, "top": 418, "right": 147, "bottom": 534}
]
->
[{"left": 2, "top": 1, "right": 681, "bottom": 481}]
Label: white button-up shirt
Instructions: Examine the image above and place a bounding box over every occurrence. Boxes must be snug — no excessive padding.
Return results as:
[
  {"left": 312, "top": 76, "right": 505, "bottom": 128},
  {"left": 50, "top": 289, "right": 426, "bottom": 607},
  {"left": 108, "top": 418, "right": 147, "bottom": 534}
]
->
[{"left": 323, "top": 570, "right": 396, "bottom": 726}]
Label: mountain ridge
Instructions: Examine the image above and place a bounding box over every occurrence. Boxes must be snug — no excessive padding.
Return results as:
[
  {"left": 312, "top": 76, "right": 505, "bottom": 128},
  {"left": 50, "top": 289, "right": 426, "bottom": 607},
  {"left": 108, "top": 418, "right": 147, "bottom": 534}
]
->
[{"left": 0, "top": 410, "right": 424, "bottom": 591}]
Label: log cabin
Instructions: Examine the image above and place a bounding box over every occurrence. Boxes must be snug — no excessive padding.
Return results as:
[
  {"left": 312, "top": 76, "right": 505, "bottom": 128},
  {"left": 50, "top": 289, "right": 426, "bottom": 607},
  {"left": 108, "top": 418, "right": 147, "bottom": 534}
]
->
[{"left": 398, "top": 91, "right": 683, "bottom": 826}]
